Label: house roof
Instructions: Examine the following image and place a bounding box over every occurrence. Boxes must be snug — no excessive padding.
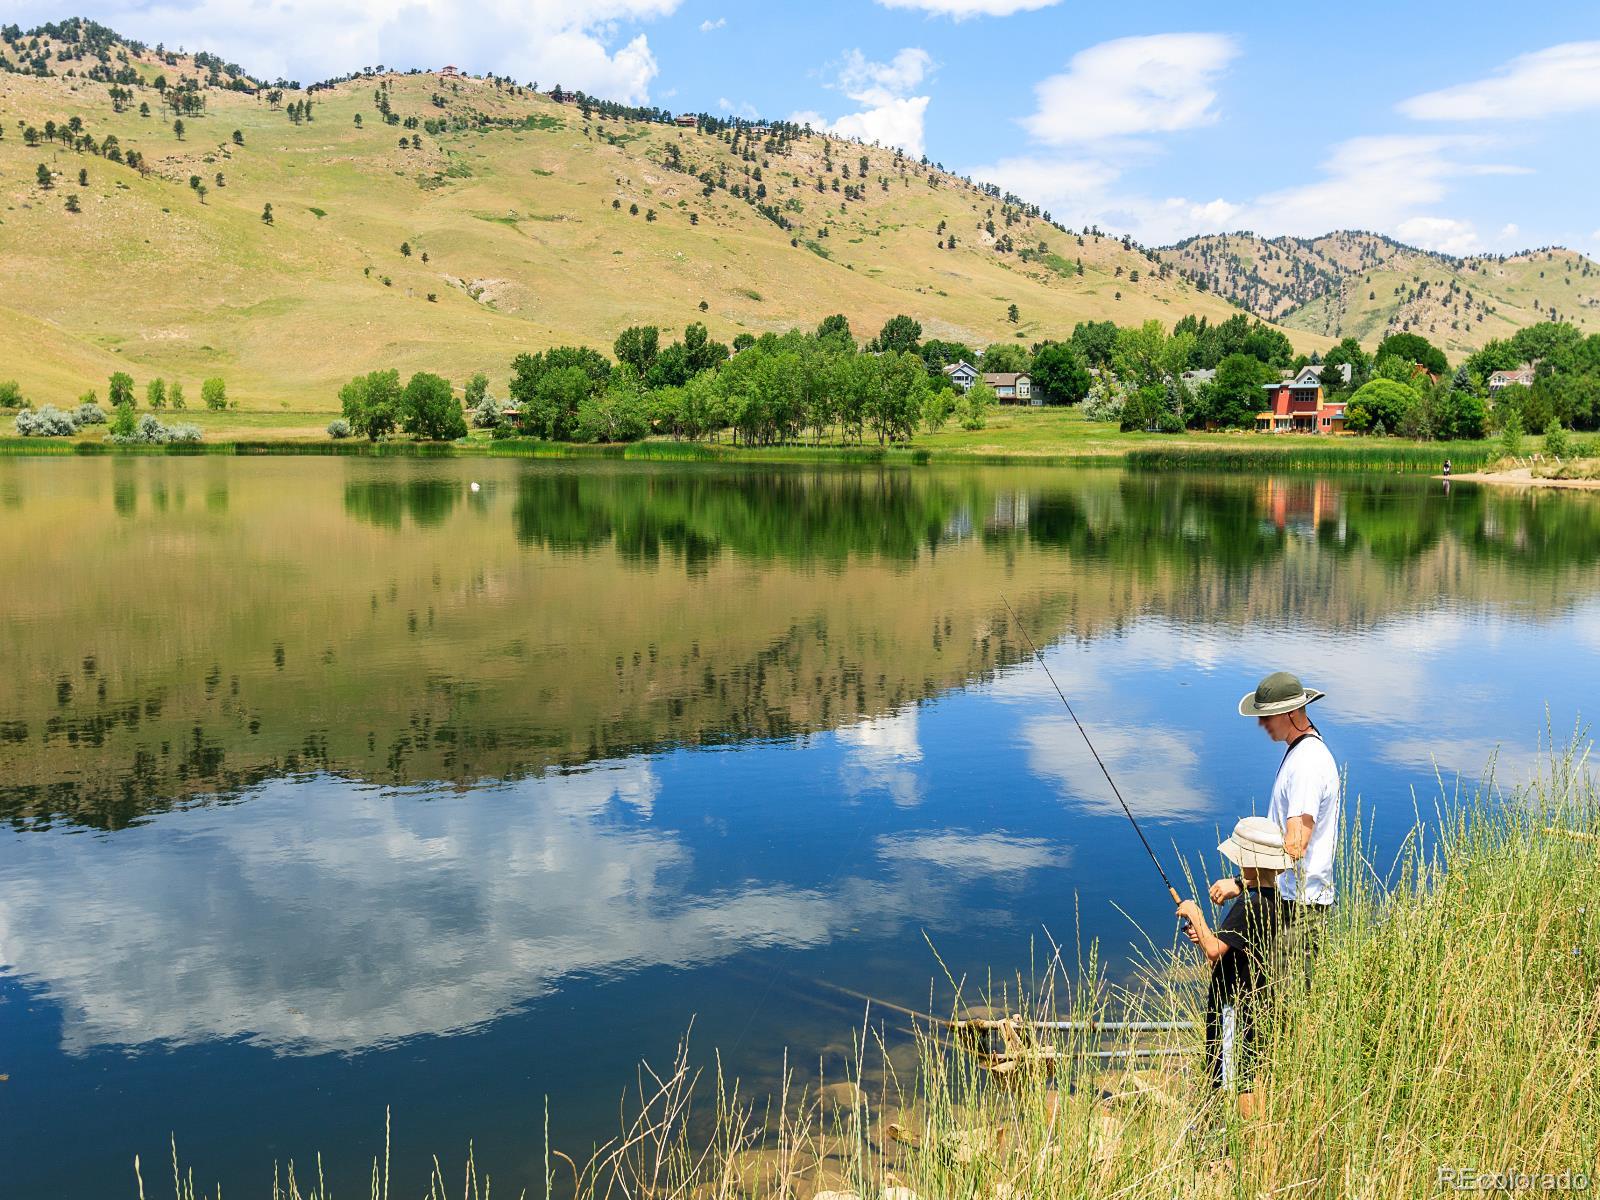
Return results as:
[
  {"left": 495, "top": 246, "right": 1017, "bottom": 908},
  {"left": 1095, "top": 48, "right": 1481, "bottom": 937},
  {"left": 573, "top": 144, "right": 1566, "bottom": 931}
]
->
[
  {"left": 983, "top": 372, "right": 1029, "bottom": 386},
  {"left": 942, "top": 360, "right": 976, "bottom": 375}
]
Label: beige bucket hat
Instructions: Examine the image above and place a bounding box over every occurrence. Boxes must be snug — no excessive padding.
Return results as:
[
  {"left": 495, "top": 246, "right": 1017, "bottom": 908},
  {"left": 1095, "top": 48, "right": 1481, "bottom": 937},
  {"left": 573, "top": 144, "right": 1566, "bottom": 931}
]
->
[
  {"left": 1219, "top": 816, "right": 1294, "bottom": 870},
  {"left": 1238, "top": 670, "right": 1325, "bottom": 718}
]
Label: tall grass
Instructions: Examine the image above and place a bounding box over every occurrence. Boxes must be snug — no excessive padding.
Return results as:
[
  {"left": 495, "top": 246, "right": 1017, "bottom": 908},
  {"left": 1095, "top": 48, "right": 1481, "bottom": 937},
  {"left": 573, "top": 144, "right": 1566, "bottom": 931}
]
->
[
  {"left": 155, "top": 749, "right": 1599, "bottom": 1198},
  {"left": 1125, "top": 442, "right": 1497, "bottom": 473}
]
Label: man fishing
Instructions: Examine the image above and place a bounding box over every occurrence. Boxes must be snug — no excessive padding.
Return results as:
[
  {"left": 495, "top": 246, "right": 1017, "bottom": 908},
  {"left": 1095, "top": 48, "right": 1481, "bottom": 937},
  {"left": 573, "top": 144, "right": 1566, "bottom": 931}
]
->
[{"left": 1212, "top": 671, "right": 1340, "bottom": 984}]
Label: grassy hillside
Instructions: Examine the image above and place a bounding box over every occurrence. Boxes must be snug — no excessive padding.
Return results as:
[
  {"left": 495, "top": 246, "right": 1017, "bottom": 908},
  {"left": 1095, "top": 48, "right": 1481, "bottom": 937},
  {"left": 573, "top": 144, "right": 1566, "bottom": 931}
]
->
[
  {"left": 0, "top": 26, "right": 1282, "bottom": 414},
  {"left": 1158, "top": 231, "right": 1600, "bottom": 359}
]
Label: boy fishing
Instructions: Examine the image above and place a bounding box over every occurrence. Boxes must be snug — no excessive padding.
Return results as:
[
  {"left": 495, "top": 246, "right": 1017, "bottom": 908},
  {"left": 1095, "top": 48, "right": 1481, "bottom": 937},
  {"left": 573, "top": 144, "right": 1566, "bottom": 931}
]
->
[{"left": 1176, "top": 816, "right": 1292, "bottom": 1118}]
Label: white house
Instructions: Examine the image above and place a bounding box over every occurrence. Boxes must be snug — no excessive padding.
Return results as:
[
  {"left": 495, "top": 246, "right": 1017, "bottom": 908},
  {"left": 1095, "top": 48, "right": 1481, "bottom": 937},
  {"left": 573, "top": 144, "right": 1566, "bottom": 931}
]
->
[
  {"left": 943, "top": 361, "right": 978, "bottom": 393},
  {"left": 984, "top": 372, "right": 1034, "bottom": 404},
  {"left": 1488, "top": 365, "right": 1536, "bottom": 393}
]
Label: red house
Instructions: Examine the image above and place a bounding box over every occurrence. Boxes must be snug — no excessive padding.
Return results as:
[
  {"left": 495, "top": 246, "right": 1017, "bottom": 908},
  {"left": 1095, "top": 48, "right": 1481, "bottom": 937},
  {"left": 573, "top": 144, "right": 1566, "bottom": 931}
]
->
[{"left": 1255, "top": 365, "right": 1348, "bottom": 434}]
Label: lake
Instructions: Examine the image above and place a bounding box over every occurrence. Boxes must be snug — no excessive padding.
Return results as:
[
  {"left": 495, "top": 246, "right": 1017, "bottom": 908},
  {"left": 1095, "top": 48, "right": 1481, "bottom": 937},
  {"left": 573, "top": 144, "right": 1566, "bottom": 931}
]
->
[{"left": 3, "top": 456, "right": 1598, "bottom": 1198}]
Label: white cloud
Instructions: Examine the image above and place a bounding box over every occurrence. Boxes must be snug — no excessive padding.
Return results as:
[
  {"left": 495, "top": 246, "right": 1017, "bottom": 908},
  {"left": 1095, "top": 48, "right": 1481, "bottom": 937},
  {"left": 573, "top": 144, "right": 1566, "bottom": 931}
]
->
[
  {"left": 98, "top": 0, "right": 681, "bottom": 105},
  {"left": 828, "top": 97, "right": 932, "bottom": 158},
  {"left": 1399, "top": 42, "right": 1600, "bottom": 121},
  {"left": 1022, "top": 717, "right": 1212, "bottom": 820},
  {"left": 1242, "top": 135, "right": 1525, "bottom": 242},
  {"left": 838, "top": 707, "right": 924, "bottom": 806},
  {"left": 1021, "top": 34, "right": 1240, "bottom": 145},
  {"left": 876, "top": 831, "right": 1067, "bottom": 877},
  {"left": 1499, "top": 222, "right": 1521, "bottom": 240},
  {"left": 0, "top": 760, "right": 951, "bottom": 1056},
  {"left": 1394, "top": 216, "right": 1484, "bottom": 256},
  {"left": 698, "top": 16, "right": 726, "bottom": 32},
  {"left": 836, "top": 47, "right": 933, "bottom": 105},
  {"left": 977, "top": 133, "right": 1526, "bottom": 250},
  {"left": 795, "top": 47, "right": 934, "bottom": 156},
  {"left": 718, "top": 96, "right": 758, "bottom": 119},
  {"left": 875, "top": 0, "right": 1062, "bottom": 16}
]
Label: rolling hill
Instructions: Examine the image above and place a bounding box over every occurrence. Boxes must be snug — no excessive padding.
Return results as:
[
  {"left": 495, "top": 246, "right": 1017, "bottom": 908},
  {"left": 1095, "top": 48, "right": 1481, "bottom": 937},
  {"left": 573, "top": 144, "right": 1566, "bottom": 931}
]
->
[
  {"left": 1156, "top": 230, "right": 1600, "bottom": 358},
  {"left": 0, "top": 19, "right": 1286, "bottom": 413}
]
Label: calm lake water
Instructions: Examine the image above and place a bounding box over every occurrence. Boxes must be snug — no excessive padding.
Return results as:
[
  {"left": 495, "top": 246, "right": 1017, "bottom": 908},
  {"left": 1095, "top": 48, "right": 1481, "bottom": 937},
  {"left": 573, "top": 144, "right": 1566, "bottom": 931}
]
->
[{"left": 3, "top": 457, "right": 1599, "bottom": 1197}]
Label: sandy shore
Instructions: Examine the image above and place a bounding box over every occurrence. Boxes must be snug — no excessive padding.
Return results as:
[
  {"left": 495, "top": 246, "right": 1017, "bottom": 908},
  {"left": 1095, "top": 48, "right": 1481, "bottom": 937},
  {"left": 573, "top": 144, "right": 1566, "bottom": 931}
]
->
[{"left": 1448, "top": 466, "right": 1600, "bottom": 491}]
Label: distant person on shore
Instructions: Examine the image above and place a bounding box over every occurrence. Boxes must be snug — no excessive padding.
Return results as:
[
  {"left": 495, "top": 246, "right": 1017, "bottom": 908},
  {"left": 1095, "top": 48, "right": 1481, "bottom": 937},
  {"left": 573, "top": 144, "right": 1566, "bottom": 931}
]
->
[
  {"left": 1177, "top": 816, "right": 1291, "bottom": 1116},
  {"left": 1215, "top": 671, "right": 1340, "bottom": 986},
  {"left": 1443, "top": 458, "right": 1452, "bottom": 479}
]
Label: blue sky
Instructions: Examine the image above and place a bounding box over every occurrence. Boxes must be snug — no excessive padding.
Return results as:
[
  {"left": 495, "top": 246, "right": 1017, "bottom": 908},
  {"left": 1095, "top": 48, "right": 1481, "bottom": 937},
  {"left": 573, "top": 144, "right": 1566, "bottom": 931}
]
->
[{"left": 20, "top": 1, "right": 1600, "bottom": 255}]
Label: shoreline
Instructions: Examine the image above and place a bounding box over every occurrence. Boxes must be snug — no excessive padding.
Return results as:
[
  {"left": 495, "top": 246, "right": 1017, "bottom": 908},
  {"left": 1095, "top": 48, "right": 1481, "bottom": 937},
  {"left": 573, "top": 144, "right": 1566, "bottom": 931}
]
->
[
  {"left": 0, "top": 434, "right": 1496, "bottom": 474},
  {"left": 1448, "top": 466, "right": 1600, "bottom": 491}
]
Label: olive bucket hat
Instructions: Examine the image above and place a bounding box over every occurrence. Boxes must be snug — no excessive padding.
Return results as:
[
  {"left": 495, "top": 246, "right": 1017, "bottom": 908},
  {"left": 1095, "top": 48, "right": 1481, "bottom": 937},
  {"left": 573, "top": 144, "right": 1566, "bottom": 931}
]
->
[{"left": 1238, "top": 669, "right": 1325, "bottom": 718}]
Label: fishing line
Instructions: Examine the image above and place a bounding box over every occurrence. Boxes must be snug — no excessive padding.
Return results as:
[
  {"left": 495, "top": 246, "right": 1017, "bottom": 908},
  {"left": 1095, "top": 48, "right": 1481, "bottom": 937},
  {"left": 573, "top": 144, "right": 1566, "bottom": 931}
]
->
[{"left": 1000, "top": 595, "right": 1184, "bottom": 913}]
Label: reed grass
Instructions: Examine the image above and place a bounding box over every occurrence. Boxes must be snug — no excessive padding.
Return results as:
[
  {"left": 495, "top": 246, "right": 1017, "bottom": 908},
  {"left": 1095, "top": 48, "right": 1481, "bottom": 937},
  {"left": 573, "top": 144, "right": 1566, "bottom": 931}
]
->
[
  {"left": 1124, "top": 442, "right": 1497, "bottom": 473},
  {"left": 154, "top": 746, "right": 1599, "bottom": 1199}
]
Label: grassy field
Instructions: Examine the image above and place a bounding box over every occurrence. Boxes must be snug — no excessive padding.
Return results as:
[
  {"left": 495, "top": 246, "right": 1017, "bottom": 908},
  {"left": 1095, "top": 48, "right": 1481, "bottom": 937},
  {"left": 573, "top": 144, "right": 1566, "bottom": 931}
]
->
[
  {"left": 0, "top": 44, "right": 1280, "bottom": 415},
  {"left": 155, "top": 746, "right": 1600, "bottom": 1199}
]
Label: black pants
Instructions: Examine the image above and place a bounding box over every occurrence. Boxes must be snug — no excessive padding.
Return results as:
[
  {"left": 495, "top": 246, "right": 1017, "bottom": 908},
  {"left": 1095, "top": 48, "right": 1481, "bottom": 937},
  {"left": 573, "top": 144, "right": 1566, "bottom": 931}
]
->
[{"left": 1277, "top": 901, "right": 1330, "bottom": 989}]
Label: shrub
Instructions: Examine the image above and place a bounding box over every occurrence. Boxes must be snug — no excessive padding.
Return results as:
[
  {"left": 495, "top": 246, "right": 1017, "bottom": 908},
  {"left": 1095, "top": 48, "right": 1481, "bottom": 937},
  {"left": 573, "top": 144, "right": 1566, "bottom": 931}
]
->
[
  {"left": 75, "top": 402, "right": 108, "bottom": 425},
  {"left": 1500, "top": 411, "right": 1524, "bottom": 458},
  {"left": 15, "top": 405, "right": 78, "bottom": 436},
  {"left": 107, "top": 414, "right": 201, "bottom": 444},
  {"left": 471, "top": 397, "right": 502, "bottom": 428},
  {"left": 1082, "top": 377, "right": 1126, "bottom": 423},
  {"left": 1544, "top": 418, "right": 1571, "bottom": 459},
  {"left": 0, "top": 380, "right": 24, "bottom": 408},
  {"left": 327, "top": 418, "right": 353, "bottom": 439}
]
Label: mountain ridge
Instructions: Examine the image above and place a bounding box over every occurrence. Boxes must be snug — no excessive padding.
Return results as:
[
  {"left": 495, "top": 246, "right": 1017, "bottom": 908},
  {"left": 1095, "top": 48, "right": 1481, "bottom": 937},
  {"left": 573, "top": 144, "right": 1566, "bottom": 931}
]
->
[
  {"left": 1, "top": 17, "right": 1594, "bottom": 412},
  {"left": 1155, "top": 230, "right": 1600, "bottom": 358}
]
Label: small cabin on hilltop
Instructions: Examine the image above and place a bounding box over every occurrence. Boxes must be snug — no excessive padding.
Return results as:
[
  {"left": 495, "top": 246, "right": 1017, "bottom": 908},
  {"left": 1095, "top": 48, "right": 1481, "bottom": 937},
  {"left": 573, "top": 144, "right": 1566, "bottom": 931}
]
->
[{"left": 437, "top": 65, "right": 461, "bottom": 79}]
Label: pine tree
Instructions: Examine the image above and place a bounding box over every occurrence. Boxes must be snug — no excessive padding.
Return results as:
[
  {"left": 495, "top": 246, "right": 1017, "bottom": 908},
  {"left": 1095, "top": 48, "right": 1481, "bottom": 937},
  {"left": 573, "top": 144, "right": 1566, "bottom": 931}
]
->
[
  {"left": 35, "top": 162, "right": 51, "bottom": 188},
  {"left": 261, "top": 202, "right": 274, "bottom": 225}
]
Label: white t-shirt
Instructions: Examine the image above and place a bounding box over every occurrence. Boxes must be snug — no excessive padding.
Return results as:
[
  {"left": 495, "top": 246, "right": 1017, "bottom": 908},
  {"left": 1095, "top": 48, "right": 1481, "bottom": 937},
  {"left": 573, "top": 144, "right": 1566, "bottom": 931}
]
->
[{"left": 1267, "top": 733, "right": 1340, "bottom": 905}]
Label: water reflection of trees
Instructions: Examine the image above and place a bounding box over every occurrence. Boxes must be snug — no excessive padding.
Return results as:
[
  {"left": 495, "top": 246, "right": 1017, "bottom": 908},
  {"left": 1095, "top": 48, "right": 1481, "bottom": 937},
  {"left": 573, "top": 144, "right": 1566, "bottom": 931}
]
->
[
  {"left": 4, "top": 461, "right": 1600, "bottom": 831},
  {"left": 511, "top": 468, "right": 967, "bottom": 567},
  {"left": 344, "top": 479, "right": 462, "bottom": 529}
]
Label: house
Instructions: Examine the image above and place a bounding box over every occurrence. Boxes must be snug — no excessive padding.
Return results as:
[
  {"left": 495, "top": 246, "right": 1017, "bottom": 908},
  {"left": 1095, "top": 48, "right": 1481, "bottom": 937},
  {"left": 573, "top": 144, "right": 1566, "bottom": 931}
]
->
[
  {"left": 984, "top": 372, "right": 1035, "bottom": 404},
  {"left": 943, "top": 361, "right": 978, "bottom": 393},
  {"left": 437, "top": 65, "right": 461, "bottom": 79},
  {"left": 1180, "top": 368, "right": 1215, "bottom": 388},
  {"left": 1255, "top": 365, "right": 1346, "bottom": 434},
  {"left": 674, "top": 114, "right": 698, "bottom": 127},
  {"left": 1488, "top": 365, "right": 1536, "bottom": 393}
]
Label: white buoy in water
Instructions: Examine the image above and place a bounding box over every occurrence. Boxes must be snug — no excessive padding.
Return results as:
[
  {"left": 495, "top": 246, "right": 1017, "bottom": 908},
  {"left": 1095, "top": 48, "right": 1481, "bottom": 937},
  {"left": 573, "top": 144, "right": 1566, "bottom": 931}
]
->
[{"left": 470, "top": 481, "right": 480, "bottom": 492}]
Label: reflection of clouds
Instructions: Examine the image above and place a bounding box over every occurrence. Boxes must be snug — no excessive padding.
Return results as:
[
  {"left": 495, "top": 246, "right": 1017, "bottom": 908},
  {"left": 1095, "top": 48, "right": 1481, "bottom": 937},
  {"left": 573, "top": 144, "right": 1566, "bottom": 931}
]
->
[
  {"left": 0, "top": 761, "right": 930, "bottom": 1057},
  {"left": 837, "top": 707, "right": 923, "bottom": 807},
  {"left": 1380, "top": 736, "right": 1552, "bottom": 793},
  {"left": 876, "top": 831, "right": 1068, "bottom": 877},
  {"left": 1022, "top": 717, "right": 1211, "bottom": 820},
  {"left": 1248, "top": 612, "right": 1477, "bottom": 728}
]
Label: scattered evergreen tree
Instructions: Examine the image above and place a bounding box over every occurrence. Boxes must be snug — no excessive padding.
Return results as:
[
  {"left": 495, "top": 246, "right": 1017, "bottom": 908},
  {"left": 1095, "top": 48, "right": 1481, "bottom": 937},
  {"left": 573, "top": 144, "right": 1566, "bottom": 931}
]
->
[{"left": 261, "top": 202, "right": 274, "bottom": 224}]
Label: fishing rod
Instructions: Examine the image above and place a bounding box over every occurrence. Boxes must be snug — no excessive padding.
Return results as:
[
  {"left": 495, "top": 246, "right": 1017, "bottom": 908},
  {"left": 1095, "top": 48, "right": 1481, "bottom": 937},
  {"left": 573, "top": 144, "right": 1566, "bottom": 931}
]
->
[{"left": 1000, "top": 595, "right": 1186, "bottom": 920}]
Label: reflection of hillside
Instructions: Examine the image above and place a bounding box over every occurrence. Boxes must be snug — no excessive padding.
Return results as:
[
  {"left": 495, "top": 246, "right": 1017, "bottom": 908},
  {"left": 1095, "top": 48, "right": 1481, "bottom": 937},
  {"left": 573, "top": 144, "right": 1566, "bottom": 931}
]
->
[{"left": 1, "top": 458, "right": 1597, "bottom": 829}]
